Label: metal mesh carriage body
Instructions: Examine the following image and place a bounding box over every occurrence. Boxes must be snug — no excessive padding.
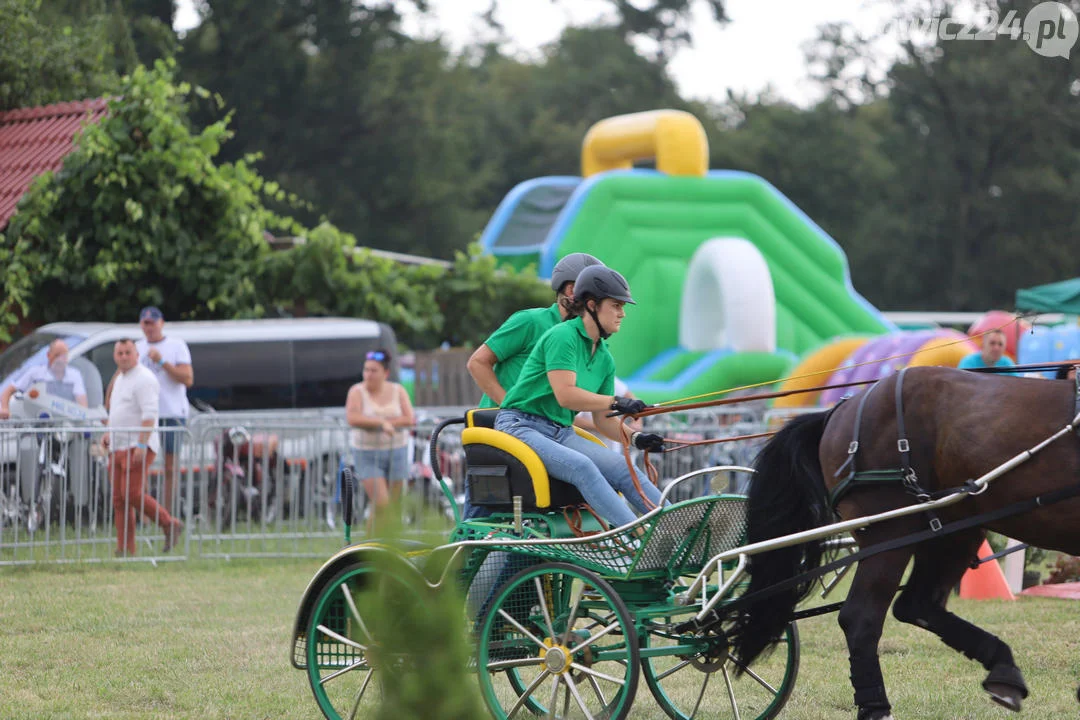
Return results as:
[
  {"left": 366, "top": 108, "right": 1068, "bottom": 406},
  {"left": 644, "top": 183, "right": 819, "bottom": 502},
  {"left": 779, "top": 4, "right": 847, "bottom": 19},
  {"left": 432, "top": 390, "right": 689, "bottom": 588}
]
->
[{"left": 456, "top": 495, "right": 748, "bottom": 582}]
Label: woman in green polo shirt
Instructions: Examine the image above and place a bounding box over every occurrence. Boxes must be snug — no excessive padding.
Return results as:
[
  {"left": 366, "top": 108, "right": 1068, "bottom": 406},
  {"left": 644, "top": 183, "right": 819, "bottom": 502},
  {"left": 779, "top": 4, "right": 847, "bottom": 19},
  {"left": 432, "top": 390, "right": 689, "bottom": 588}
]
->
[
  {"left": 467, "top": 252, "right": 603, "bottom": 408},
  {"left": 494, "top": 265, "right": 666, "bottom": 528}
]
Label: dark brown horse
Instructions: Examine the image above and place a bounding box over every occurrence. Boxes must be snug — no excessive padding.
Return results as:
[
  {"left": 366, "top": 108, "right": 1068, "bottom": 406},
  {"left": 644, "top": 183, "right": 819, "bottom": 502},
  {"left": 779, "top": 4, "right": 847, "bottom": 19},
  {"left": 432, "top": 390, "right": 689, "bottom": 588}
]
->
[{"left": 729, "top": 365, "right": 1080, "bottom": 720}]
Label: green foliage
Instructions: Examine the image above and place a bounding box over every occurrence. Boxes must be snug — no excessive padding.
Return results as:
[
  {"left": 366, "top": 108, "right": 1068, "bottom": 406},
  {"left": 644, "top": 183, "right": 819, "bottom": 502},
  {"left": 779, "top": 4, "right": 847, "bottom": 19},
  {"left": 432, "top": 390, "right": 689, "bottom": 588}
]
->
[
  {"left": 0, "top": 0, "right": 118, "bottom": 110},
  {"left": 434, "top": 246, "right": 553, "bottom": 349},
  {"left": 0, "top": 59, "right": 297, "bottom": 339},
  {"left": 256, "top": 223, "right": 445, "bottom": 346},
  {"left": 364, "top": 508, "right": 487, "bottom": 720},
  {"left": 258, "top": 237, "right": 551, "bottom": 351},
  {"left": 467, "top": 25, "right": 703, "bottom": 214},
  {"left": 180, "top": 0, "right": 484, "bottom": 259}
]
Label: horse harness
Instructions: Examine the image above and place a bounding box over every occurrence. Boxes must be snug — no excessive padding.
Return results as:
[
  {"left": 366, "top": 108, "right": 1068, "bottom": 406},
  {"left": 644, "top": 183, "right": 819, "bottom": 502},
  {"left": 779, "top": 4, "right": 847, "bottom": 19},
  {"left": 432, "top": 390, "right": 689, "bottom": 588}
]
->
[
  {"left": 829, "top": 368, "right": 943, "bottom": 529},
  {"left": 677, "top": 367, "right": 1080, "bottom": 630},
  {"left": 829, "top": 366, "right": 1080, "bottom": 530}
]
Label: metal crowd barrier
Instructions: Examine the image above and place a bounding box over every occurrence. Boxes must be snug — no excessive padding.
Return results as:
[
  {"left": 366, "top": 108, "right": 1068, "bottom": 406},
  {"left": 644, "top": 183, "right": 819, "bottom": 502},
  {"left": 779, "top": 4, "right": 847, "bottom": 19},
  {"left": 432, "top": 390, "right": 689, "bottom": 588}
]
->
[{"left": 0, "top": 406, "right": 775, "bottom": 565}]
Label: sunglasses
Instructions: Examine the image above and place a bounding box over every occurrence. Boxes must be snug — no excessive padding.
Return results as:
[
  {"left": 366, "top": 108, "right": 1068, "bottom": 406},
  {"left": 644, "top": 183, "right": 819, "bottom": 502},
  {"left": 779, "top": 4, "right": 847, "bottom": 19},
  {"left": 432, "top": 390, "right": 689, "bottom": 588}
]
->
[{"left": 366, "top": 351, "right": 388, "bottom": 362}]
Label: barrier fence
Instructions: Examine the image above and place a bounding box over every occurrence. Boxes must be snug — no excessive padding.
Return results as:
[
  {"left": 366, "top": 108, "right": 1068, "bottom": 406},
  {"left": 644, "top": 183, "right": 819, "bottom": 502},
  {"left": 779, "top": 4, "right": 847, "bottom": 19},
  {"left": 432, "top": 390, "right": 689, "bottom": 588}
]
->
[{"left": 0, "top": 406, "right": 772, "bottom": 566}]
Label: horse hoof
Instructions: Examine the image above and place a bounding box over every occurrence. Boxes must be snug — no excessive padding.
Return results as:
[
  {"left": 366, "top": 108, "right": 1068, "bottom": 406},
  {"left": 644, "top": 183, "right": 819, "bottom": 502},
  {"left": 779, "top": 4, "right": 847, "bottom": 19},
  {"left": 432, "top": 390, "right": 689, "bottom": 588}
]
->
[
  {"left": 983, "top": 662, "right": 1028, "bottom": 713},
  {"left": 985, "top": 683, "right": 1023, "bottom": 713}
]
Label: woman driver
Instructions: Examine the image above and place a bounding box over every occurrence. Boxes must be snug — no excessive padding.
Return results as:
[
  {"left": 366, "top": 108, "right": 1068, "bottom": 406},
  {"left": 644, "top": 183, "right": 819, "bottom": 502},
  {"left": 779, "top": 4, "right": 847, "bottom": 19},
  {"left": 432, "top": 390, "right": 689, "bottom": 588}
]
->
[{"left": 494, "top": 265, "right": 666, "bottom": 528}]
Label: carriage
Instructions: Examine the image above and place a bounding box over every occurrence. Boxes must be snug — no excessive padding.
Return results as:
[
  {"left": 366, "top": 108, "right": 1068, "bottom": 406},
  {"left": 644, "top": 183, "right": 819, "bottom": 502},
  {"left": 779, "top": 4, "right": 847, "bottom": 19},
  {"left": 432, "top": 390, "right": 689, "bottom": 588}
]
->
[
  {"left": 290, "top": 407, "right": 801, "bottom": 720},
  {"left": 291, "top": 365, "right": 1080, "bottom": 720}
]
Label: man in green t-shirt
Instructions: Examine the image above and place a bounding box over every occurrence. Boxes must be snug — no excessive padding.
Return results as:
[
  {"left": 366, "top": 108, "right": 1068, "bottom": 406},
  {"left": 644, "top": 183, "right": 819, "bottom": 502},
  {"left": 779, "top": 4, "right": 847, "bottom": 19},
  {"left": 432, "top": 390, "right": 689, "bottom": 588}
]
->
[{"left": 467, "top": 253, "right": 603, "bottom": 408}]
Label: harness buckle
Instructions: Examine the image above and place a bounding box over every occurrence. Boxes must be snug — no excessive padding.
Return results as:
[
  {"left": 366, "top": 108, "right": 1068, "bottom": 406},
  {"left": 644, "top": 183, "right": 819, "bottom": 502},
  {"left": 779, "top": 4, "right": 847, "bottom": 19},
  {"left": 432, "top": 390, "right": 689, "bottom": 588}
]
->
[
  {"left": 847, "top": 441, "right": 859, "bottom": 455},
  {"left": 903, "top": 469, "right": 930, "bottom": 502},
  {"left": 897, "top": 438, "right": 909, "bottom": 453},
  {"left": 929, "top": 516, "right": 942, "bottom": 532}
]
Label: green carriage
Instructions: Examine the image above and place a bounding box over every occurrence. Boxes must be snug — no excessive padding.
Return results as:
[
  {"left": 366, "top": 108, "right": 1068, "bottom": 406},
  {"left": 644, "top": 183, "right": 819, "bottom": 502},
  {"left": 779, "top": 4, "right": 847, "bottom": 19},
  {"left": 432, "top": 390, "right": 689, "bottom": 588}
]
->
[{"left": 290, "top": 409, "right": 800, "bottom": 719}]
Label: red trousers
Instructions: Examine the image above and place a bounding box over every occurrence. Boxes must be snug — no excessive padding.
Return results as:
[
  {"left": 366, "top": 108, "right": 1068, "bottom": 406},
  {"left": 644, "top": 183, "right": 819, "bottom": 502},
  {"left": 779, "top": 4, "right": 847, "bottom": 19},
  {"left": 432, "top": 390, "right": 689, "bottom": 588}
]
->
[{"left": 111, "top": 448, "right": 172, "bottom": 555}]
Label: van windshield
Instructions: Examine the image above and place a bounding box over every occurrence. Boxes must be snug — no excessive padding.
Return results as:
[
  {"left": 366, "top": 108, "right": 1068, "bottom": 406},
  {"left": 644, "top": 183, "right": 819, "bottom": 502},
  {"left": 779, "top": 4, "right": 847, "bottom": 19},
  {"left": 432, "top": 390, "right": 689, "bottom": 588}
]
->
[{"left": 0, "top": 332, "right": 86, "bottom": 387}]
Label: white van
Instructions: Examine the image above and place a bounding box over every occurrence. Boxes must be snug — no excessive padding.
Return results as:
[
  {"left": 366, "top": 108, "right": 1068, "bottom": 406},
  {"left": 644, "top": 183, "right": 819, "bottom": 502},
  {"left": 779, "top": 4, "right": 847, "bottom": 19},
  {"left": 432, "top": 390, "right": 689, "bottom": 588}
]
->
[{"left": 0, "top": 318, "right": 398, "bottom": 412}]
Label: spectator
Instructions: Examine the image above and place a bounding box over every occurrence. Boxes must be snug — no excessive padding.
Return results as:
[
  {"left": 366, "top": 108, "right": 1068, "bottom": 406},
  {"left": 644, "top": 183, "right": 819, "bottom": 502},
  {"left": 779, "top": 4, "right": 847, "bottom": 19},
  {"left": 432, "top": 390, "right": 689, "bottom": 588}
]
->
[
  {"left": 958, "top": 329, "right": 1017, "bottom": 374},
  {"left": 103, "top": 339, "right": 182, "bottom": 557},
  {"left": 135, "top": 306, "right": 194, "bottom": 515},
  {"left": 345, "top": 348, "right": 415, "bottom": 532},
  {"left": 0, "top": 339, "right": 87, "bottom": 418},
  {"left": 467, "top": 253, "right": 604, "bottom": 408}
]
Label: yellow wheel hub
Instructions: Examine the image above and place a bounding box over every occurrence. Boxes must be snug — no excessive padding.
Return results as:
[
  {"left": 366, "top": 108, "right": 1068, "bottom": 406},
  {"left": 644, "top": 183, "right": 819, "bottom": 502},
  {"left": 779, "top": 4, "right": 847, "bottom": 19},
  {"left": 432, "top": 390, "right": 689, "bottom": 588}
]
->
[{"left": 541, "top": 638, "right": 573, "bottom": 675}]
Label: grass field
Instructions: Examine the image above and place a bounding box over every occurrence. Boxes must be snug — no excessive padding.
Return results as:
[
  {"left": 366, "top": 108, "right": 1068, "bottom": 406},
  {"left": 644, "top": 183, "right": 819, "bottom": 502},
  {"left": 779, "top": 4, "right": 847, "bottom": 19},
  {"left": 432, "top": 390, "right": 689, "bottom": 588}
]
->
[{"left": 3, "top": 558, "right": 1080, "bottom": 720}]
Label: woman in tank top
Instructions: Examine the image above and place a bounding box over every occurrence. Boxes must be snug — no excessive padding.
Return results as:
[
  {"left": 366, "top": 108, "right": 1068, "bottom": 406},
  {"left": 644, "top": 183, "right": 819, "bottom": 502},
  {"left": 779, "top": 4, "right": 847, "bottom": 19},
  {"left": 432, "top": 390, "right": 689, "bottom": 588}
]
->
[{"left": 345, "top": 348, "right": 415, "bottom": 530}]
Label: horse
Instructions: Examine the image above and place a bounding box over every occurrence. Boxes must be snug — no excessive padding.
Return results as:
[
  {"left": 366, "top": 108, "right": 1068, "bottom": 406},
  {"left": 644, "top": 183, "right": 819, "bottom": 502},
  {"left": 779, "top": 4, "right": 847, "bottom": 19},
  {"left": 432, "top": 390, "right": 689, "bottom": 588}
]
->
[{"left": 728, "top": 365, "right": 1080, "bottom": 720}]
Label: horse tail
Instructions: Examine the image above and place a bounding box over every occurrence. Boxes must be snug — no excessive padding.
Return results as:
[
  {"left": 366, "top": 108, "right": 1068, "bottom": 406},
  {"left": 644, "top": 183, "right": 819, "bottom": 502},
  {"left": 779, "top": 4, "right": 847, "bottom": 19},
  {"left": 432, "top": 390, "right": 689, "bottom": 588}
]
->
[{"left": 730, "top": 409, "right": 834, "bottom": 669}]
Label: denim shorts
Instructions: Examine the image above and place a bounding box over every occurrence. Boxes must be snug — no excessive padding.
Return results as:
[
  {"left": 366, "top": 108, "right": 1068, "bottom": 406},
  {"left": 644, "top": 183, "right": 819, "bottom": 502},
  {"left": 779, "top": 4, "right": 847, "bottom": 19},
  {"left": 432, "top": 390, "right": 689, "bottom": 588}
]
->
[
  {"left": 160, "top": 417, "right": 186, "bottom": 455},
  {"left": 353, "top": 446, "right": 410, "bottom": 482}
]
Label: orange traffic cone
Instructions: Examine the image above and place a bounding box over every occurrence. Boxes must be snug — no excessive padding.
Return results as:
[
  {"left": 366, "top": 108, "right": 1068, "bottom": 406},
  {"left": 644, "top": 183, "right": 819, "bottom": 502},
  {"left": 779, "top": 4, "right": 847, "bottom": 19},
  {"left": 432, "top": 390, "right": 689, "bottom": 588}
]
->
[{"left": 959, "top": 540, "right": 1015, "bottom": 601}]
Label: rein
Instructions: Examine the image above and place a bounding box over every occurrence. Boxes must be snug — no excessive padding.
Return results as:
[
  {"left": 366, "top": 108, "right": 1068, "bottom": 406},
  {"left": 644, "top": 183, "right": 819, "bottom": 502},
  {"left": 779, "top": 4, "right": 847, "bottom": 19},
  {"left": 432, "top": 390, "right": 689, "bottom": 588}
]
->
[
  {"left": 685, "top": 479, "right": 1080, "bottom": 631},
  {"left": 617, "top": 378, "right": 878, "bottom": 509}
]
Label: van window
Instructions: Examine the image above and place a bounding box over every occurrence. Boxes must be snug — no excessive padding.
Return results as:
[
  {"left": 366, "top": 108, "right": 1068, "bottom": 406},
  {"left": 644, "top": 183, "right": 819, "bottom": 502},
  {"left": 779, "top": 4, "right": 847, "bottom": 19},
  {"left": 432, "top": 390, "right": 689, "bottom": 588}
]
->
[
  {"left": 293, "top": 338, "right": 378, "bottom": 408},
  {"left": 88, "top": 344, "right": 117, "bottom": 390},
  {"left": 0, "top": 332, "right": 85, "bottom": 387},
  {"left": 188, "top": 342, "right": 294, "bottom": 411}
]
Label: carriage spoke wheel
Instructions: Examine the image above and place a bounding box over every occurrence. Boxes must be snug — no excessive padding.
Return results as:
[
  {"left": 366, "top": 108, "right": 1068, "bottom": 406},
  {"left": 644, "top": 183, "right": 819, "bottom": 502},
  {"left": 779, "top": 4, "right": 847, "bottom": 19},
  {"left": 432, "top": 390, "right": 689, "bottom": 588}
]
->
[
  {"left": 641, "top": 619, "right": 799, "bottom": 720},
  {"left": 305, "top": 559, "right": 421, "bottom": 720},
  {"left": 478, "top": 562, "right": 640, "bottom": 720}
]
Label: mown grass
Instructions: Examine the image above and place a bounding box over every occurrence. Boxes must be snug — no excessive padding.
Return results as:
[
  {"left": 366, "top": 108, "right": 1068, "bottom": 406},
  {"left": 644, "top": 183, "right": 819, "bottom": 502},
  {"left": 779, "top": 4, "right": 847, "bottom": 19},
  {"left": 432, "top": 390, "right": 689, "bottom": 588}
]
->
[{"left": 2, "top": 558, "right": 1080, "bottom": 719}]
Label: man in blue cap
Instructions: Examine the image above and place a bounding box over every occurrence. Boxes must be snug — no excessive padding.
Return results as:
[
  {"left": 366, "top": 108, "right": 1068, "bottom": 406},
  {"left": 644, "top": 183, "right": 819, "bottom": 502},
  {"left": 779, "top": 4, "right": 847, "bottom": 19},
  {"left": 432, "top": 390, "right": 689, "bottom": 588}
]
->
[{"left": 135, "top": 306, "right": 194, "bottom": 519}]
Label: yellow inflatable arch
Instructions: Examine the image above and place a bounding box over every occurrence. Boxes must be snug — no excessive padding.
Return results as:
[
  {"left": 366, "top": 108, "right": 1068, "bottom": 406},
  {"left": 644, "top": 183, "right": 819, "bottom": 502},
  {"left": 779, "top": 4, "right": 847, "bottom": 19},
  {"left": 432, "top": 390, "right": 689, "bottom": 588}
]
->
[{"left": 581, "top": 109, "right": 708, "bottom": 178}]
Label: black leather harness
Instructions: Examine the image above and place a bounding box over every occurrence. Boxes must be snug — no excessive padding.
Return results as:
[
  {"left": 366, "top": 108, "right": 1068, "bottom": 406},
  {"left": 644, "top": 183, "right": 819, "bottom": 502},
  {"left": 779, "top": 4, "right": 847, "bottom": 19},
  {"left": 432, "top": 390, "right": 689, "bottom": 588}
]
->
[{"left": 829, "top": 368, "right": 940, "bottom": 527}]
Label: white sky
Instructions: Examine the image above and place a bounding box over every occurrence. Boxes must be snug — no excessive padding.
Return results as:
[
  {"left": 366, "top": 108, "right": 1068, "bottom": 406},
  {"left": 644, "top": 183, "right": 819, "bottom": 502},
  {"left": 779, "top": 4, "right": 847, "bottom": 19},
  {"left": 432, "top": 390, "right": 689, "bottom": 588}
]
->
[{"left": 174, "top": 0, "right": 900, "bottom": 107}]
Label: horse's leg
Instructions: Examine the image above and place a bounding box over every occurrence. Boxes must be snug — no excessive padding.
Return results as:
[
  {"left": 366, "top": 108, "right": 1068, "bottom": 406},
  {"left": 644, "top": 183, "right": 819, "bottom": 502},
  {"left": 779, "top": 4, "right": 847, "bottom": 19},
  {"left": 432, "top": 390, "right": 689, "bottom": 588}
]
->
[
  {"left": 891, "top": 529, "right": 1028, "bottom": 712},
  {"left": 837, "top": 546, "right": 913, "bottom": 720}
]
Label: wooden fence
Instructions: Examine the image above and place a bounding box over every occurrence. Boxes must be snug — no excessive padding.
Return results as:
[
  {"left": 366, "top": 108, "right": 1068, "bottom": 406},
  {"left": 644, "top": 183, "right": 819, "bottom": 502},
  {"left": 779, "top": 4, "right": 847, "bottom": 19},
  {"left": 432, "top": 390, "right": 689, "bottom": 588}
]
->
[{"left": 413, "top": 347, "right": 480, "bottom": 407}]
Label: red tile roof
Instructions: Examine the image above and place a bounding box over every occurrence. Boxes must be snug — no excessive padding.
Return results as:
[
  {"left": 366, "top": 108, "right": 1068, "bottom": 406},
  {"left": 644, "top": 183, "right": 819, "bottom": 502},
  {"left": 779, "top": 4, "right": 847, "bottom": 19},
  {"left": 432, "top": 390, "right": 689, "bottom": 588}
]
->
[{"left": 0, "top": 98, "right": 109, "bottom": 230}]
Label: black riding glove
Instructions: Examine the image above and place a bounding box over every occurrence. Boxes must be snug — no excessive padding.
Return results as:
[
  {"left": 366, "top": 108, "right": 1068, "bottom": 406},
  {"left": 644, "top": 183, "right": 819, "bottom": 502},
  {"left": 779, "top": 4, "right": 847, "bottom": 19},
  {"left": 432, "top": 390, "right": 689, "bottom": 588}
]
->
[
  {"left": 631, "top": 431, "right": 665, "bottom": 453},
  {"left": 610, "top": 396, "right": 647, "bottom": 416}
]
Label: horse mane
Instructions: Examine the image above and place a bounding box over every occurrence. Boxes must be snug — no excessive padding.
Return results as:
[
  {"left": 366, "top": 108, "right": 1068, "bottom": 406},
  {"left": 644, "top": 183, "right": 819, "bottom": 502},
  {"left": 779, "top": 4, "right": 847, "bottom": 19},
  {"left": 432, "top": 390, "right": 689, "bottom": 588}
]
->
[{"left": 730, "top": 409, "right": 834, "bottom": 670}]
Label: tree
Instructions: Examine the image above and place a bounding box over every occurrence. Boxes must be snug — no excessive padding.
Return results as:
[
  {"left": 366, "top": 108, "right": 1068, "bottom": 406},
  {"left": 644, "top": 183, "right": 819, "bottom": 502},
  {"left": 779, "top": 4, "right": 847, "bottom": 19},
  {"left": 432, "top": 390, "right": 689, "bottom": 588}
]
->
[
  {"left": 179, "top": 0, "right": 484, "bottom": 258},
  {"left": 790, "top": 0, "right": 1080, "bottom": 310},
  {"left": 0, "top": 0, "right": 118, "bottom": 110},
  {"left": 877, "top": 0, "right": 1080, "bottom": 309},
  {"left": 465, "top": 25, "right": 703, "bottom": 213},
  {"left": 118, "top": 0, "right": 179, "bottom": 66},
  {"left": 482, "top": 0, "right": 728, "bottom": 59},
  {"left": 0, "top": 60, "right": 295, "bottom": 339}
]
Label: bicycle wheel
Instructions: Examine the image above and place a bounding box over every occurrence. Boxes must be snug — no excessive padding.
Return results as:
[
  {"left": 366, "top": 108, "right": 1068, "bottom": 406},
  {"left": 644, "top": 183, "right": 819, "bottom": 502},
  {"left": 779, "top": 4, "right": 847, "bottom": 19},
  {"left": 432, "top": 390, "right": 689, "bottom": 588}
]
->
[
  {"left": 477, "top": 561, "right": 640, "bottom": 720},
  {"left": 305, "top": 556, "right": 422, "bottom": 719},
  {"left": 641, "top": 618, "right": 799, "bottom": 720}
]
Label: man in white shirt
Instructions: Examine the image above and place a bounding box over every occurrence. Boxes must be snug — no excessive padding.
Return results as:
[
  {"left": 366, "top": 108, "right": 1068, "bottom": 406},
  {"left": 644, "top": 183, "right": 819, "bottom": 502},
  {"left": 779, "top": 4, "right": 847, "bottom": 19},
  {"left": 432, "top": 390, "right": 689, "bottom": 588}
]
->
[
  {"left": 103, "top": 339, "right": 182, "bottom": 556},
  {"left": 135, "top": 306, "right": 193, "bottom": 515},
  {"left": 0, "top": 339, "right": 87, "bottom": 418}
]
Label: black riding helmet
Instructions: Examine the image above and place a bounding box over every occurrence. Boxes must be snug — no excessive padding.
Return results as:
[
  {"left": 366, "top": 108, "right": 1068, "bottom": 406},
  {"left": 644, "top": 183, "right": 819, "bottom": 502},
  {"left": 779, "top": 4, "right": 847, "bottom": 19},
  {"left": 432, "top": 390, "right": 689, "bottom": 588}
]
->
[
  {"left": 550, "top": 252, "right": 604, "bottom": 293},
  {"left": 573, "top": 265, "right": 635, "bottom": 305},
  {"left": 573, "top": 265, "right": 635, "bottom": 339}
]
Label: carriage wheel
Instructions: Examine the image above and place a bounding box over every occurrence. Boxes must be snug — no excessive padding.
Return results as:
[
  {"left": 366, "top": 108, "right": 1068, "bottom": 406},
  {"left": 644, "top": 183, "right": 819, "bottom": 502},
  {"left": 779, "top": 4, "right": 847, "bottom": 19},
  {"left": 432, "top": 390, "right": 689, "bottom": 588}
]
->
[
  {"left": 305, "top": 557, "right": 422, "bottom": 719},
  {"left": 641, "top": 619, "right": 799, "bottom": 720},
  {"left": 477, "top": 561, "right": 640, "bottom": 720}
]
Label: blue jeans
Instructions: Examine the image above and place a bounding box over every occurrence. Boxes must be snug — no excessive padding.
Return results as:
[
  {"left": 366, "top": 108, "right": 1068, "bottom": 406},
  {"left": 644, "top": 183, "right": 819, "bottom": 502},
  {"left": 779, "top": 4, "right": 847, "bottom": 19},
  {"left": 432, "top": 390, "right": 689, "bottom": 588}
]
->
[
  {"left": 352, "top": 447, "right": 410, "bottom": 482},
  {"left": 494, "top": 409, "right": 664, "bottom": 527}
]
